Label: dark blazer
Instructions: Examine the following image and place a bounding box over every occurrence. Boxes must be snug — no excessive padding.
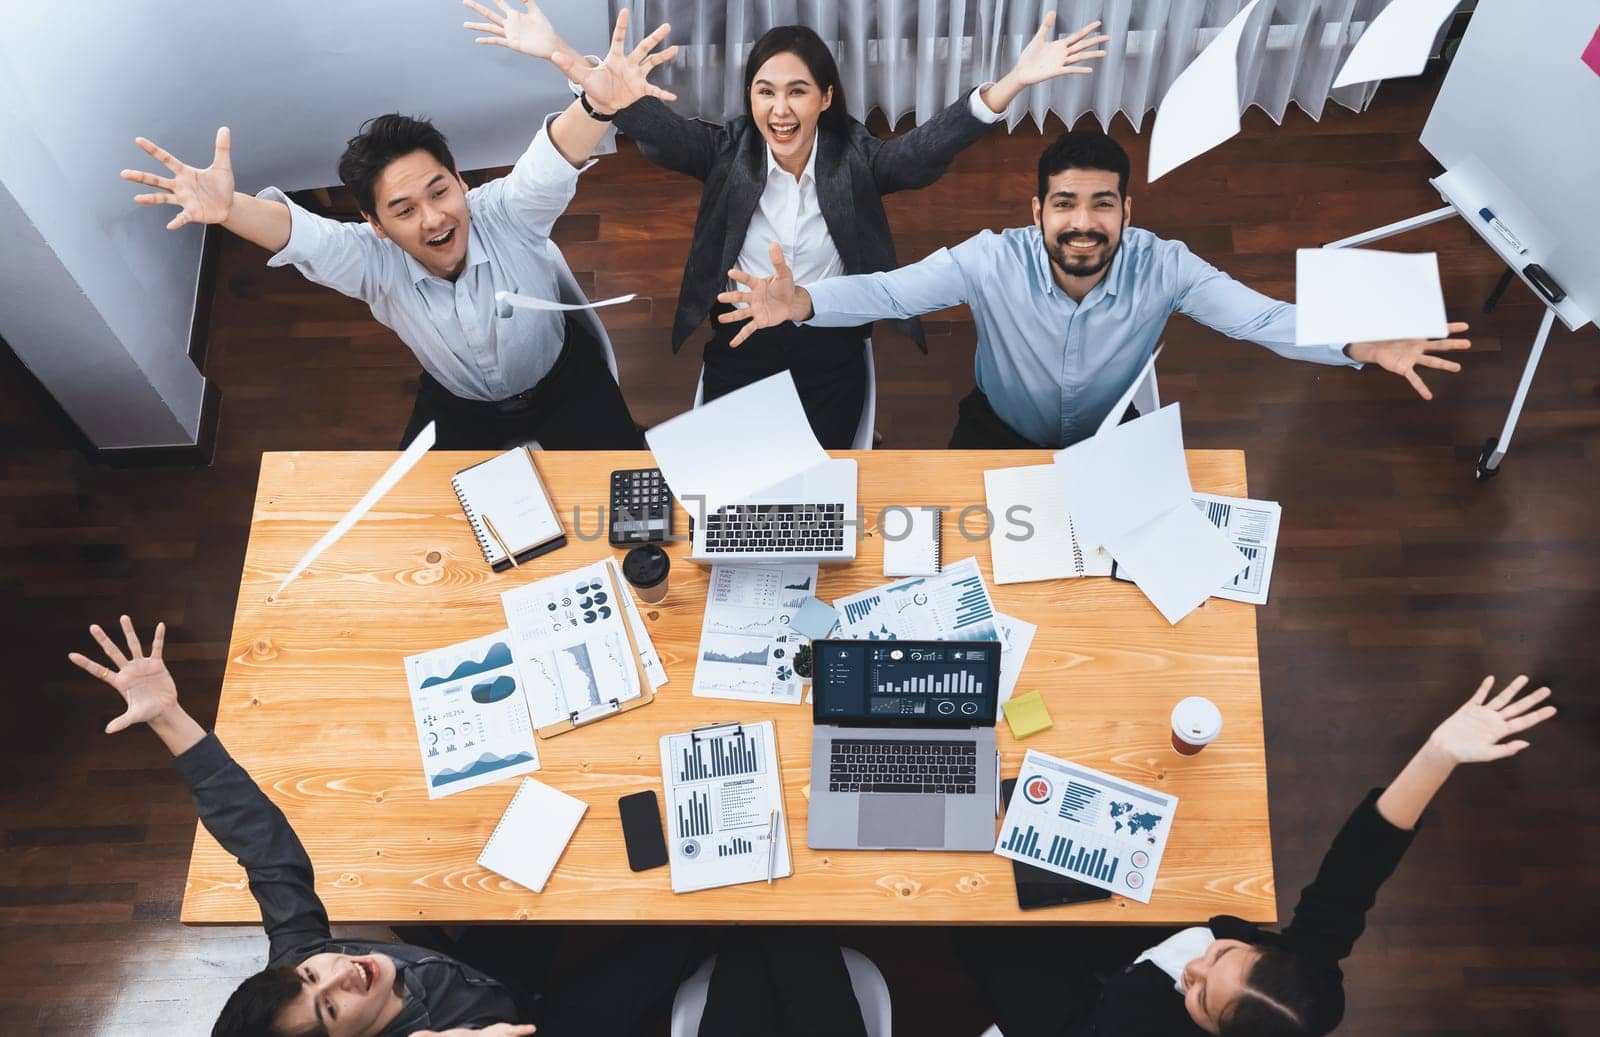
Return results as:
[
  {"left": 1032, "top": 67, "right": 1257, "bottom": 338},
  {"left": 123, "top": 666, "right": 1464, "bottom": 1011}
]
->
[
  {"left": 1070, "top": 789, "right": 1417, "bottom": 1035},
  {"left": 611, "top": 91, "right": 996, "bottom": 353}
]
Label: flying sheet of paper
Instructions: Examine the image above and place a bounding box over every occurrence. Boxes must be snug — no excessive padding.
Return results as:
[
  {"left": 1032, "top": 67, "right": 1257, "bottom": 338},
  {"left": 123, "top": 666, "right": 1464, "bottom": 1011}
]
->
[
  {"left": 692, "top": 563, "right": 818, "bottom": 704},
  {"left": 995, "top": 750, "right": 1179, "bottom": 904},
  {"left": 275, "top": 421, "right": 435, "bottom": 595},
  {"left": 1332, "top": 0, "right": 1463, "bottom": 88},
  {"left": 1295, "top": 248, "right": 1447, "bottom": 346},
  {"left": 1096, "top": 347, "right": 1163, "bottom": 437},
  {"left": 1147, "top": 0, "right": 1263, "bottom": 182},
  {"left": 1116, "top": 493, "right": 1281, "bottom": 605},
  {"left": 1105, "top": 504, "right": 1248, "bottom": 625},
  {"left": 403, "top": 628, "right": 540, "bottom": 798},
  {"left": 1054, "top": 404, "right": 1194, "bottom": 552},
  {"left": 495, "top": 290, "right": 636, "bottom": 315},
  {"left": 645, "top": 371, "right": 830, "bottom": 510}
]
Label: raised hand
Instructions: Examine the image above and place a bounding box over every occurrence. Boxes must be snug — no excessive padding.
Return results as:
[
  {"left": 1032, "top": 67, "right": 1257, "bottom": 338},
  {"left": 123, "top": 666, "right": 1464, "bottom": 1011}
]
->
[
  {"left": 558, "top": 8, "right": 679, "bottom": 113},
  {"left": 1428, "top": 675, "right": 1555, "bottom": 765},
  {"left": 716, "top": 242, "right": 805, "bottom": 348},
  {"left": 121, "top": 127, "right": 235, "bottom": 231},
  {"left": 1346, "top": 321, "right": 1471, "bottom": 401},
  {"left": 463, "top": 0, "right": 565, "bottom": 62},
  {"left": 68, "top": 616, "right": 178, "bottom": 734},
  {"left": 1008, "top": 13, "right": 1110, "bottom": 85}
]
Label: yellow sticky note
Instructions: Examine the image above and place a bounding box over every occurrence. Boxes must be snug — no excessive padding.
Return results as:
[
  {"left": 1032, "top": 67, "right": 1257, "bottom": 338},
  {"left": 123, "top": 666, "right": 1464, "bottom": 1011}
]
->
[{"left": 1002, "top": 691, "right": 1053, "bottom": 740}]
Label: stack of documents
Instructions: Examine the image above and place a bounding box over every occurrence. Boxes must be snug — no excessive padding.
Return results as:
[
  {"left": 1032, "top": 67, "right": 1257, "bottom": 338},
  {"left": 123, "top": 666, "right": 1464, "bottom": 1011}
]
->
[{"left": 1054, "top": 404, "right": 1247, "bottom": 624}]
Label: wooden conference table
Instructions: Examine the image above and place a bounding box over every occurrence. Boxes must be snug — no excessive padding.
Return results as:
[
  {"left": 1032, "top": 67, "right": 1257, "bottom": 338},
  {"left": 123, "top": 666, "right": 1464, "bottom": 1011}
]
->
[{"left": 183, "top": 450, "right": 1274, "bottom": 926}]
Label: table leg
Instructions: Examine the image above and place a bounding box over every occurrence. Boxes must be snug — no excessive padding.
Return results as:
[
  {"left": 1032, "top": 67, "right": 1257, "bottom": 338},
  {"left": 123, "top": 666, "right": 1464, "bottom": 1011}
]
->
[{"left": 1476, "top": 307, "right": 1557, "bottom": 481}]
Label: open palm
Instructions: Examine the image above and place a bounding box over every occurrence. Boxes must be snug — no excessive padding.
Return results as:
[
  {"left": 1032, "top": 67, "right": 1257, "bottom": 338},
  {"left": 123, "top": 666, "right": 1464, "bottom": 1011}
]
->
[
  {"left": 463, "top": 0, "right": 561, "bottom": 60},
  {"left": 67, "top": 617, "right": 178, "bottom": 734},
  {"left": 1010, "top": 13, "right": 1110, "bottom": 85},
  {"left": 569, "top": 9, "right": 679, "bottom": 111},
  {"left": 121, "top": 128, "right": 234, "bottom": 231},
  {"left": 1429, "top": 675, "right": 1555, "bottom": 764}
]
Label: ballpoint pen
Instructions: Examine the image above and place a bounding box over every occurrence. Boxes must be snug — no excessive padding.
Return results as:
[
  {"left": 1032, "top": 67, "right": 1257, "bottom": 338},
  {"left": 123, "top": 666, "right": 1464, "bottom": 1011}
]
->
[
  {"left": 766, "top": 808, "right": 779, "bottom": 884},
  {"left": 482, "top": 513, "right": 518, "bottom": 568}
]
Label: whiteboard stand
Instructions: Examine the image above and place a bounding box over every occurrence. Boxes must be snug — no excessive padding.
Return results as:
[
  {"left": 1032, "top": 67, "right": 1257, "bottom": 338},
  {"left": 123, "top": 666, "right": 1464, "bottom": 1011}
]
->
[{"left": 1324, "top": 166, "right": 1589, "bottom": 482}]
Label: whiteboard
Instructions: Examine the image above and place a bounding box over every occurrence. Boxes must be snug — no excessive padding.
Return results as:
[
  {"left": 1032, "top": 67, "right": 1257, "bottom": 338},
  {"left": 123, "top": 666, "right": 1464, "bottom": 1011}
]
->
[{"left": 1420, "top": 0, "right": 1600, "bottom": 327}]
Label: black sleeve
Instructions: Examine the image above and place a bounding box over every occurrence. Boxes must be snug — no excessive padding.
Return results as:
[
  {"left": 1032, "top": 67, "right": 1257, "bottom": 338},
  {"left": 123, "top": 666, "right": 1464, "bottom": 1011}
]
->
[
  {"left": 862, "top": 88, "right": 994, "bottom": 195},
  {"left": 173, "top": 733, "right": 331, "bottom": 966},
  {"left": 611, "top": 98, "right": 730, "bottom": 182},
  {"left": 1278, "top": 788, "right": 1418, "bottom": 965}
]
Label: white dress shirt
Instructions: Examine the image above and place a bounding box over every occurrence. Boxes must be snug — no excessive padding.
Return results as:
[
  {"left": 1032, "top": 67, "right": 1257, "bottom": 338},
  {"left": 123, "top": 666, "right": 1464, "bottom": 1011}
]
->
[
  {"left": 731, "top": 86, "right": 1006, "bottom": 296},
  {"left": 259, "top": 115, "right": 593, "bottom": 402}
]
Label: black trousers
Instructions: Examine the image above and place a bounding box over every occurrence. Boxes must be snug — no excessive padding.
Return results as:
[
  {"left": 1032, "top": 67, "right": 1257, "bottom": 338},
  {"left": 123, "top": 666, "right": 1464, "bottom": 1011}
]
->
[
  {"left": 399, "top": 315, "right": 644, "bottom": 451},
  {"left": 702, "top": 306, "right": 868, "bottom": 450},
  {"left": 948, "top": 387, "right": 1140, "bottom": 450},
  {"left": 697, "top": 928, "right": 870, "bottom": 1037}
]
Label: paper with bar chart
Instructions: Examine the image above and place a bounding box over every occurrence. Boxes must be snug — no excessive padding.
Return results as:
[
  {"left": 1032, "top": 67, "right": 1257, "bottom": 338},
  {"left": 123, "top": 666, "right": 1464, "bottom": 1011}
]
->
[
  {"left": 995, "top": 750, "right": 1178, "bottom": 904},
  {"left": 501, "top": 560, "right": 644, "bottom": 728},
  {"left": 658, "top": 720, "right": 791, "bottom": 893},
  {"left": 832, "top": 556, "right": 1001, "bottom": 643},
  {"left": 403, "top": 629, "right": 540, "bottom": 798},
  {"left": 1112, "top": 493, "right": 1280, "bottom": 606},
  {"left": 692, "top": 563, "right": 818, "bottom": 704}
]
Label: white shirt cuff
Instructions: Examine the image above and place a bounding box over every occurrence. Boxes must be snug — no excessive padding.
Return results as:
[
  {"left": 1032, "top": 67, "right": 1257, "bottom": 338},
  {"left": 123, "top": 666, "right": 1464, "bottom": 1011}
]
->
[
  {"left": 969, "top": 83, "right": 1007, "bottom": 123},
  {"left": 254, "top": 186, "right": 317, "bottom": 268}
]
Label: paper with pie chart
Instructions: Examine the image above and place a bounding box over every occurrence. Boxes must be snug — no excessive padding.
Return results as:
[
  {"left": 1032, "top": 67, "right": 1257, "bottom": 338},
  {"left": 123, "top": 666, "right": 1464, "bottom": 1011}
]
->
[
  {"left": 404, "top": 629, "right": 540, "bottom": 799},
  {"left": 995, "top": 750, "right": 1178, "bottom": 904}
]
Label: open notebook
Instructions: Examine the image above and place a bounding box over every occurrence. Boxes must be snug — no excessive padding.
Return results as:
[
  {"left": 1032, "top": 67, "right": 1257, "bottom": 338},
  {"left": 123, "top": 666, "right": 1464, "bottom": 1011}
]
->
[
  {"left": 983, "top": 463, "right": 1112, "bottom": 584},
  {"left": 452, "top": 447, "right": 566, "bottom": 571}
]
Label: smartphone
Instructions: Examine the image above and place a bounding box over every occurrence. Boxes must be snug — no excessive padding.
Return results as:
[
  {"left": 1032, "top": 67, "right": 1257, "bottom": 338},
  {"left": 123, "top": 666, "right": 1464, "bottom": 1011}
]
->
[
  {"left": 618, "top": 790, "right": 669, "bottom": 872},
  {"left": 1001, "top": 778, "right": 1113, "bottom": 910}
]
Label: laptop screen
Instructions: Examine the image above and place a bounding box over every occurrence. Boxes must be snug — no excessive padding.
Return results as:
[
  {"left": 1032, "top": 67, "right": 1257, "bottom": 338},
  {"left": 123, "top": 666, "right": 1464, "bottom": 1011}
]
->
[{"left": 812, "top": 640, "right": 1002, "bottom": 728}]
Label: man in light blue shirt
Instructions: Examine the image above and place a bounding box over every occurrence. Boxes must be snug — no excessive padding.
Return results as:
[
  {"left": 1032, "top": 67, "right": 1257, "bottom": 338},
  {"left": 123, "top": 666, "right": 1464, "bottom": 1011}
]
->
[
  {"left": 717, "top": 132, "right": 1472, "bottom": 449},
  {"left": 121, "top": 10, "right": 680, "bottom": 451}
]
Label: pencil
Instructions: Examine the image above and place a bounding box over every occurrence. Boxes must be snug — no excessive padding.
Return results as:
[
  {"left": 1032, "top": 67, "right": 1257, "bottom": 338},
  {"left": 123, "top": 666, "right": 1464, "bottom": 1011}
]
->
[{"left": 482, "top": 513, "right": 518, "bottom": 568}]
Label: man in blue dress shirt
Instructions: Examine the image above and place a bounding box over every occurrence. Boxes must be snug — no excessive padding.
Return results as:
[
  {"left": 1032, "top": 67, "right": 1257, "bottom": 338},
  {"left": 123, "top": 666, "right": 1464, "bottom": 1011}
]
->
[{"left": 718, "top": 132, "right": 1472, "bottom": 449}]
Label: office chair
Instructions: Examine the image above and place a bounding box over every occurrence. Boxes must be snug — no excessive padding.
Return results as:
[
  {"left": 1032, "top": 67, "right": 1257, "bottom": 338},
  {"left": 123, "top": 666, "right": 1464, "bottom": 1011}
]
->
[
  {"left": 692, "top": 339, "right": 878, "bottom": 450},
  {"left": 669, "top": 947, "right": 893, "bottom": 1037}
]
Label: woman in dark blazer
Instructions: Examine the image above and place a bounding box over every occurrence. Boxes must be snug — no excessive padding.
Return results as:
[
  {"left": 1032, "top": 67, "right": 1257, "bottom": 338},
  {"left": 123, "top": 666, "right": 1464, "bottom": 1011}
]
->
[
  {"left": 959, "top": 674, "right": 1556, "bottom": 1036},
  {"left": 468, "top": 3, "right": 1107, "bottom": 446}
]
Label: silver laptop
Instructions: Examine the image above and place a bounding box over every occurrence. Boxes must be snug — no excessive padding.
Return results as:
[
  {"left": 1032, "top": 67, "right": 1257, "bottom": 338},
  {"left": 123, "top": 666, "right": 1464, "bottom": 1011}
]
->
[
  {"left": 808, "top": 639, "right": 1000, "bottom": 851},
  {"left": 688, "top": 458, "right": 858, "bottom": 566}
]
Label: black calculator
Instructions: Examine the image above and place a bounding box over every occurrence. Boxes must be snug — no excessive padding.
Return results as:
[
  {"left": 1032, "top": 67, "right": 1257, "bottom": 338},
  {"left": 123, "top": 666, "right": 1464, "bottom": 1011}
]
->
[{"left": 609, "top": 468, "right": 673, "bottom": 546}]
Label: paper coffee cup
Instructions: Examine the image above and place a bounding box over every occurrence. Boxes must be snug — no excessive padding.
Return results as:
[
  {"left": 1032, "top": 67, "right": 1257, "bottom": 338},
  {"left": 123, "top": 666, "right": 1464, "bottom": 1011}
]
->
[
  {"left": 622, "top": 544, "right": 671, "bottom": 604},
  {"left": 1170, "top": 697, "right": 1223, "bottom": 756}
]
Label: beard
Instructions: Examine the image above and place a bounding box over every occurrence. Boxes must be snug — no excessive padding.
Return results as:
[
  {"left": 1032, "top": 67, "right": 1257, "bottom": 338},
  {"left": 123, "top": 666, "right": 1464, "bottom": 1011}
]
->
[{"left": 1044, "top": 229, "right": 1120, "bottom": 279}]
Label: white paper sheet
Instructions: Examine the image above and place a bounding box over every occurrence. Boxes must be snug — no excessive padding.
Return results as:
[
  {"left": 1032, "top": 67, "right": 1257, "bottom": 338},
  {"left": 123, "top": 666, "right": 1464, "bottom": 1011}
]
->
[
  {"left": 1147, "top": 0, "right": 1263, "bottom": 182},
  {"left": 984, "top": 464, "right": 1113, "bottom": 584},
  {"left": 495, "top": 289, "right": 636, "bottom": 314},
  {"left": 500, "top": 560, "right": 644, "bottom": 728},
  {"left": 660, "top": 721, "right": 792, "bottom": 892},
  {"left": 403, "top": 628, "right": 540, "bottom": 798},
  {"left": 692, "top": 563, "right": 818, "bottom": 704},
  {"left": 1189, "top": 493, "right": 1281, "bottom": 605},
  {"left": 645, "top": 372, "right": 830, "bottom": 511},
  {"left": 1054, "top": 404, "right": 1193, "bottom": 552},
  {"left": 1294, "top": 248, "right": 1448, "bottom": 345},
  {"left": 1105, "top": 504, "right": 1248, "bottom": 625},
  {"left": 275, "top": 421, "right": 435, "bottom": 595},
  {"left": 995, "top": 750, "right": 1179, "bottom": 904},
  {"left": 995, "top": 613, "right": 1037, "bottom": 707},
  {"left": 1332, "top": 0, "right": 1463, "bottom": 88},
  {"left": 1096, "top": 347, "right": 1163, "bottom": 437},
  {"left": 832, "top": 556, "right": 1002, "bottom": 644}
]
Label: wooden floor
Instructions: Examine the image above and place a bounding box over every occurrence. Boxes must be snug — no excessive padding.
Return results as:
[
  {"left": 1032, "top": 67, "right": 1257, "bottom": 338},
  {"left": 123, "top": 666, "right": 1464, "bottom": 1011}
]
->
[{"left": 4, "top": 72, "right": 1598, "bottom": 1035}]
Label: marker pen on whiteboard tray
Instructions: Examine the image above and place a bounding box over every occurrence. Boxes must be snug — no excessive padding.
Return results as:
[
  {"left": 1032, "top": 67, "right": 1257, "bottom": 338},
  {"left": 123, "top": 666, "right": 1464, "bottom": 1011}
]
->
[{"left": 1478, "top": 208, "right": 1528, "bottom": 255}]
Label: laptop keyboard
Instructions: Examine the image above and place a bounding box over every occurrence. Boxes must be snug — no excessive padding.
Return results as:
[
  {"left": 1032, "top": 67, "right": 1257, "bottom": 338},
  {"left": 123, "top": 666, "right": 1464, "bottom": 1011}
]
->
[
  {"left": 828, "top": 739, "right": 979, "bottom": 794},
  {"left": 702, "top": 503, "right": 847, "bottom": 554}
]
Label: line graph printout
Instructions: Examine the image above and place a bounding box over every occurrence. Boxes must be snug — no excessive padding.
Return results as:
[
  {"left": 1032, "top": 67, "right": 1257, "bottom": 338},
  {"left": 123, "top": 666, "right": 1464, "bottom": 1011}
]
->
[
  {"left": 501, "top": 560, "right": 643, "bottom": 727},
  {"left": 659, "top": 721, "right": 791, "bottom": 892},
  {"left": 995, "top": 750, "right": 1178, "bottom": 904},
  {"left": 692, "top": 563, "right": 817, "bottom": 704},
  {"left": 403, "top": 628, "right": 539, "bottom": 798}
]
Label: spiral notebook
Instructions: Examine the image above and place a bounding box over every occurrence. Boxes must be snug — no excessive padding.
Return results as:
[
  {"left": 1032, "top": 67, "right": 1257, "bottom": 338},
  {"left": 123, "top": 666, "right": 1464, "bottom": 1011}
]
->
[
  {"left": 983, "top": 463, "right": 1112, "bottom": 584},
  {"left": 881, "top": 506, "right": 943, "bottom": 577},
  {"left": 478, "top": 777, "right": 587, "bottom": 893},
  {"left": 452, "top": 446, "right": 566, "bottom": 571}
]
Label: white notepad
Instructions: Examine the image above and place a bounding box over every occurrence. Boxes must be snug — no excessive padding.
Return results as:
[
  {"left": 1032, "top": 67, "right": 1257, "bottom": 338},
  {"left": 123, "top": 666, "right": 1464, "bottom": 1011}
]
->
[
  {"left": 477, "top": 777, "right": 587, "bottom": 893},
  {"left": 881, "top": 506, "right": 943, "bottom": 577},
  {"left": 451, "top": 447, "right": 565, "bottom": 569}
]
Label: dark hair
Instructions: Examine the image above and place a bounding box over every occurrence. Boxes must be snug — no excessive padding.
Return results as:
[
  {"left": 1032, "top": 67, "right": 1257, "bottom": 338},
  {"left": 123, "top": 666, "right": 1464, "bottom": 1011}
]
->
[
  {"left": 1218, "top": 947, "right": 1344, "bottom": 1037},
  {"left": 742, "top": 25, "right": 851, "bottom": 135},
  {"left": 338, "top": 114, "right": 457, "bottom": 218},
  {"left": 1036, "top": 132, "right": 1131, "bottom": 201},
  {"left": 212, "top": 965, "right": 322, "bottom": 1037}
]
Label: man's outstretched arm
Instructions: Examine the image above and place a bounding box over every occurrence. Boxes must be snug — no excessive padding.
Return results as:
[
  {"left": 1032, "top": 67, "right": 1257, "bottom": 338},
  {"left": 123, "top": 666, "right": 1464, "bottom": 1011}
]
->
[{"left": 121, "top": 127, "right": 290, "bottom": 251}]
